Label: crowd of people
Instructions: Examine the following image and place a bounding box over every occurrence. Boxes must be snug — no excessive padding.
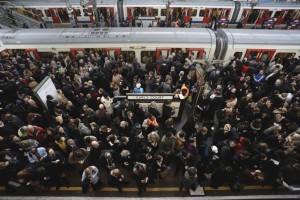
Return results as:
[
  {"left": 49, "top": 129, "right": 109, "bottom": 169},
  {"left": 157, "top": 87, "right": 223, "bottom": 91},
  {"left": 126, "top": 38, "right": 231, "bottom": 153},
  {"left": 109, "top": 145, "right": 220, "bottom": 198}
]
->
[{"left": 0, "top": 48, "right": 299, "bottom": 196}]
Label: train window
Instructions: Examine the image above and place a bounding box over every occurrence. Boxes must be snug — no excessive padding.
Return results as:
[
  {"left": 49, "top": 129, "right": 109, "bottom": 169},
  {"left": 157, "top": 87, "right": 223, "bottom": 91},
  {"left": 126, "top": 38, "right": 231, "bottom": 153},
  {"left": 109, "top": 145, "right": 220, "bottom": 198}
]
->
[
  {"left": 234, "top": 52, "right": 243, "bottom": 59},
  {"left": 199, "top": 9, "right": 204, "bottom": 17},
  {"left": 75, "top": 9, "right": 81, "bottom": 16},
  {"left": 153, "top": 9, "right": 158, "bottom": 16},
  {"left": 141, "top": 51, "right": 156, "bottom": 64},
  {"left": 192, "top": 9, "right": 197, "bottom": 17},
  {"left": 161, "top": 9, "right": 166, "bottom": 16},
  {"left": 275, "top": 52, "right": 296, "bottom": 59},
  {"left": 122, "top": 51, "right": 135, "bottom": 63},
  {"left": 247, "top": 51, "right": 259, "bottom": 61}
]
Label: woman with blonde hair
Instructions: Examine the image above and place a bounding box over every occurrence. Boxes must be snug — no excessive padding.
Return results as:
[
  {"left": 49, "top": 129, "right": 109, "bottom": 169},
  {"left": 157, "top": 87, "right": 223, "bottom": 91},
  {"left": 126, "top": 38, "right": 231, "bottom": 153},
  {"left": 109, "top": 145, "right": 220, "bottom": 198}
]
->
[
  {"left": 57, "top": 89, "right": 69, "bottom": 106},
  {"left": 147, "top": 131, "right": 160, "bottom": 154}
]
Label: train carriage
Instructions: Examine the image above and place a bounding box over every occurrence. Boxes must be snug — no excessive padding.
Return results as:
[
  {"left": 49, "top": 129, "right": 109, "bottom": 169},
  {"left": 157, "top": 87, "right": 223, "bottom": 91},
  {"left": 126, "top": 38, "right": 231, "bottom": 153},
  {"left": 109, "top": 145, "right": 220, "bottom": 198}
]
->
[
  {"left": 123, "top": 0, "right": 235, "bottom": 27},
  {"left": 0, "top": 28, "right": 216, "bottom": 68},
  {"left": 4, "top": 0, "right": 119, "bottom": 26},
  {"left": 237, "top": 1, "right": 300, "bottom": 27},
  {"left": 216, "top": 29, "right": 300, "bottom": 63}
]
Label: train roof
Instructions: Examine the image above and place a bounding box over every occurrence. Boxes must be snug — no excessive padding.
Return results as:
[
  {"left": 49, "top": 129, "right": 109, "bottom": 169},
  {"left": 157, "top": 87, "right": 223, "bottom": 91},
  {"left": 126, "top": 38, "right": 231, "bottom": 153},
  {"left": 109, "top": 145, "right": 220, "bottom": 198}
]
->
[
  {"left": 5, "top": 0, "right": 117, "bottom": 7},
  {"left": 0, "top": 28, "right": 216, "bottom": 49},
  {"left": 124, "top": 0, "right": 234, "bottom": 7},
  {"left": 218, "top": 29, "right": 300, "bottom": 49}
]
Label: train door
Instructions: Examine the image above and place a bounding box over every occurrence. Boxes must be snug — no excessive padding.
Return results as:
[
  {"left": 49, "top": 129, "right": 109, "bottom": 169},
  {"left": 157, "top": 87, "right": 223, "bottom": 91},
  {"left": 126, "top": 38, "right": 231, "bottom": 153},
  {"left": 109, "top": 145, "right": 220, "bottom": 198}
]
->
[
  {"left": 255, "top": 9, "right": 269, "bottom": 25},
  {"left": 244, "top": 49, "right": 275, "bottom": 62},
  {"left": 48, "top": 8, "right": 61, "bottom": 23},
  {"left": 188, "top": 48, "right": 204, "bottom": 60},
  {"left": 70, "top": 48, "right": 86, "bottom": 59},
  {"left": 105, "top": 48, "right": 121, "bottom": 60},
  {"left": 203, "top": 8, "right": 212, "bottom": 23},
  {"left": 156, "top": 48, "right": 171, "bottom": 60},
  {"left": 183, "top": 8, "right": 192, "bottom": 23},
  {"left": 25, "top": 49, "right": 40, "bottom": 61}
]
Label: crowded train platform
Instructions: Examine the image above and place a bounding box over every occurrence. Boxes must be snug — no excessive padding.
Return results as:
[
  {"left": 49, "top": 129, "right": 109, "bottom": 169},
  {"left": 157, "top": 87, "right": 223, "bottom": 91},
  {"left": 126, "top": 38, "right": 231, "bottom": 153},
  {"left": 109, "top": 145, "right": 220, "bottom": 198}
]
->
[{"left": 0, "top": 45, "right": 299, "bottom": 198}]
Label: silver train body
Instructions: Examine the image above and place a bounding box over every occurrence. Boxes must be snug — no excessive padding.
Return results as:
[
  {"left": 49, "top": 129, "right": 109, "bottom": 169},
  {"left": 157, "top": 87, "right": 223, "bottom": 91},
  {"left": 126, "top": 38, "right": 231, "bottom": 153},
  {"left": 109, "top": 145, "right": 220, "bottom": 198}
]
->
[
  {"left": 0, "top": 28, "right": 300, "bottom": 68},
  {"left": 2, "top": 0, "right": 300, "bottom": 27}
]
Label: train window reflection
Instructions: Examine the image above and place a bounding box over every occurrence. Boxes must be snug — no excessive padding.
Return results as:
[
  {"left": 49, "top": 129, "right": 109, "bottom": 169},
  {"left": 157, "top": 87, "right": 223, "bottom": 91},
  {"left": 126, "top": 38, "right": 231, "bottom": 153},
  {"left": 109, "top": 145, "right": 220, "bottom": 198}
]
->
[
  {"left": 161, "top": 9, "right": 166, "bottom": 16},
  {"left": 153, "top": 9, "right": 158, "bottom": 16},
  {"left": 141, "top": 51, "right": 156, "bottom": 64}
]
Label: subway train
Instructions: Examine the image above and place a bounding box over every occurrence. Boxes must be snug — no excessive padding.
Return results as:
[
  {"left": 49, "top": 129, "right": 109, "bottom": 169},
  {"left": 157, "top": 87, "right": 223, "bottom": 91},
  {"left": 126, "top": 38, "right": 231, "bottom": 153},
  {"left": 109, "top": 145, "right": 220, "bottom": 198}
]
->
[
  {"left": 2, "top": 0, "right": 300, "bottom": 27},
  {"left": 0, "top": 28, "right": 300, "bottom": 68}
]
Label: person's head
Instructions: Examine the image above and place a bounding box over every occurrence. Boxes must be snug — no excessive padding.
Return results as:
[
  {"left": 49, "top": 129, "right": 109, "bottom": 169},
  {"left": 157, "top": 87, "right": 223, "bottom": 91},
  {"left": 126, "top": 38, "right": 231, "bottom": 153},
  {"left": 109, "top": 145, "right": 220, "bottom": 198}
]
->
[
  {"left": 91, "top": 141, "right": 99, "bottom": 148},
  {"left": 200, "top": 127, "right": 208, "bottom": 135},
  {"left": 187, "top": 167, "right": 197, "bottom": 177},
  {"left": 156, "top": 155, "right": 163, "bottom": 163},
  {"left": 112, "top": 168, "right": 121, "bottom": 176},
  {"left": 48, "top": 148, "right": 55, "bottom": 156}
]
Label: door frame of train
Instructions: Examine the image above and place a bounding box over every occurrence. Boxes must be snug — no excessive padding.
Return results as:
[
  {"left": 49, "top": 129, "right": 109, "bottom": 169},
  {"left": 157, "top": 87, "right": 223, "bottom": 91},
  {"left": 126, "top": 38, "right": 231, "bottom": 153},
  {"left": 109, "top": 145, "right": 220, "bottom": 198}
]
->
[
  {"left": 105, "top": 48, "right": 121, "bottom": 60},
  {"left": 48, "top": 8, "right": 62, "bottom": 23},
  {"left": 244, "top": 49, "right": 275, "bottom": 62},
  {"left": 25, "top": 49, "right": 40, "bottom": 61},
  {"left": 188, "top": 48, "right": 204, "bottom": 59},
  {"left": 156, "top": 48, "right": 171, "bottom": 59}
]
